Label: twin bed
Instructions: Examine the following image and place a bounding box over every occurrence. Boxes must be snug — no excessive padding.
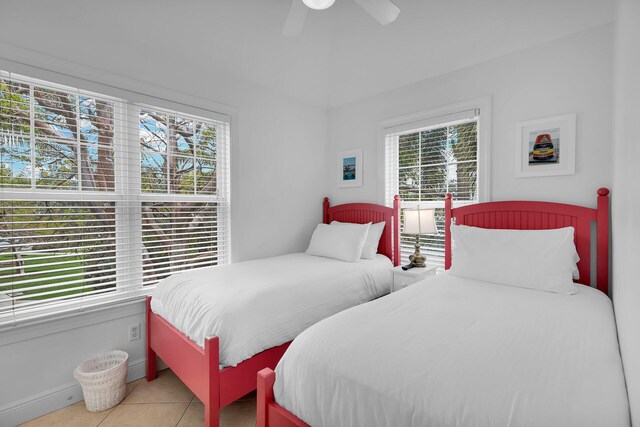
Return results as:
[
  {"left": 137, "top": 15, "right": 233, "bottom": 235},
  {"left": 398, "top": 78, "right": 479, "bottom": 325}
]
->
[
  {"left": 145, "top": 196, "right": 400, "bottom": 427},
  {"left": 256, "top": 189, "right": 631, "bottom": 427}
]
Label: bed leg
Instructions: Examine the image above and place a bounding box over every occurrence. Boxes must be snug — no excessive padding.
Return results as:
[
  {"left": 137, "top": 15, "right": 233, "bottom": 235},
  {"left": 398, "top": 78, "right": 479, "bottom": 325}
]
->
[
  {"left": 145, "top": 296, "right": 157, "bottom": 382},
  {"left": 205, "top": 336, "right": 221, "bottom": 427},
  {"left": 146, "top": 347, "right": 157, "bottom": 382},
  {"left": 257, "top": 368, "right": 276, "bottom": 427},
  {"left": 204, "top": 402, "right": 220, "bottom": 427}
]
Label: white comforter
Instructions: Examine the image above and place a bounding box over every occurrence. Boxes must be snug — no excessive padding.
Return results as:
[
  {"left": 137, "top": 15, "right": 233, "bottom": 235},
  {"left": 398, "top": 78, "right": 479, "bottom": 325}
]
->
[
  {"left": 274, "top": 272, "right": 630, "bottom": 427},
  {"left": 150, "top": 253, "right": 392, "bottom": 367}
]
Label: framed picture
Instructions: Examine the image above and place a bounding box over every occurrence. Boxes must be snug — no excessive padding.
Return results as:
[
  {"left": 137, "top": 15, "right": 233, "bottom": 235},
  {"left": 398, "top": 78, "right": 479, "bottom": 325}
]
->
[
  {"left": 515, "top": 113, "right": 576, "bottom": 177},
  {"left": 338, "top": 149, "right": 362, "bottom": 188}
]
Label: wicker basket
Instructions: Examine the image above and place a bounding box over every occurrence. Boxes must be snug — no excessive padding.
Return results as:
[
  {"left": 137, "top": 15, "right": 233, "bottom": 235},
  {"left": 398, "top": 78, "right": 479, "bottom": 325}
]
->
[{"left": 73, "top": 350, "right": 129, "bottom": 412}]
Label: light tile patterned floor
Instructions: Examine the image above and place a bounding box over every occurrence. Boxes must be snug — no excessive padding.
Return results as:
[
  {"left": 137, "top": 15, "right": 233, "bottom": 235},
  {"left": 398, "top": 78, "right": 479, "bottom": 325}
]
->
[{"left": 19, "top": 369, "right": 256, "bottom": 427}]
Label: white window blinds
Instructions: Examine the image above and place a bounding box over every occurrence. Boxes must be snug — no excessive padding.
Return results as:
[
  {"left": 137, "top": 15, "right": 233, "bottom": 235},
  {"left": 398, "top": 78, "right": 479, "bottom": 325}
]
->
[
  {"left": 138, "top": 106, "right": 230, "bottom": 287},
  {"left": 385, "top": 109, "right": 480, "bottom": 268},
  {"left": 0, "top": 71, "right": 231, "bottom": 325}
]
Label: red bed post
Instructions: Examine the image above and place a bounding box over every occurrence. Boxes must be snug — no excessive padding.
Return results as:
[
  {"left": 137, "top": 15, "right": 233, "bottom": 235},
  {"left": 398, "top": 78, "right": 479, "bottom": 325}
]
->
[
  {"left": 393, "top": 195, "right": 400, "bottom": 266},
  {"left": 204, "top": 336, "right": 221, "bottom": 427},
  {"left": 257, "top": 369, "right": 310, "bottom": 427},
  {"left": 596, "top": 188, "right": 610, "bottom": 295},
  {"left": 444, "top": 193, "right": 453, "bottom": 270},
  {"left": 257, "top": 368, "right": 275, "bottom": 427},
  {"left": 323, "top": 197, "right": 330, "bottom": 224},
  {"left": 145, "top": 296, "right": 157, "bottom": 381}
]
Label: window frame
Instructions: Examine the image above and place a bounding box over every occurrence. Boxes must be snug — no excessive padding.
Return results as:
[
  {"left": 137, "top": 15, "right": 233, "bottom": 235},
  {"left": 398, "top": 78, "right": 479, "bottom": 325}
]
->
[
  {"left": 379, "top": 97, "right": 491, "bottom": 266},
  {"left": 0, "top": 71, "right": 232, "bottom": 326}
]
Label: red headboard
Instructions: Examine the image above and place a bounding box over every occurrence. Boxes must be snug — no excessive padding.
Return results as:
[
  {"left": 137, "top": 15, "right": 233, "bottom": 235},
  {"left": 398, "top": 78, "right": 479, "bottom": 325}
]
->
[
  {"left": 323, "top": 196, "right": 401, "bottom": 266},
  {"left": 444, "top": 188, "right": 610, "bottom": 295}
]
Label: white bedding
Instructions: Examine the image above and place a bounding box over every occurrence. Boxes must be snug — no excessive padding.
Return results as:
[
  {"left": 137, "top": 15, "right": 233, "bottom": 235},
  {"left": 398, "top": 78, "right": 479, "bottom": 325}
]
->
[
  {"left": 274, "top": 273, "right": 630, "bottom": 427},
  {"left": 150, "top": 253, "right": 392, "bottom": 367}
]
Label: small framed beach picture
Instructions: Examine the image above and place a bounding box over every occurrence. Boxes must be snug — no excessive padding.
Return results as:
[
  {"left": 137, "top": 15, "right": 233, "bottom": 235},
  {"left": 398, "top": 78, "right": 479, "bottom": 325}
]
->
[
  {"left": 338, "top": 149, "right": 362, "bottom": 188},
  {"left": 515, "top": 113, "right": 576, "bottom": 178}
]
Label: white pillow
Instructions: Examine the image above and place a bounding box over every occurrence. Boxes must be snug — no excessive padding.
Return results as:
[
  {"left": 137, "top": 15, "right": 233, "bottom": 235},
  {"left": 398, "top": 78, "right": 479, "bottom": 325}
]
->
[
  {"left": 306, "top": 223, "right": 370, "bottom": 262},
  {"left": 331, "top": 221, "right": 385, "bottom": 260},
  {"left": 448, "top": 224, "right": 580, "bottom": 294}
]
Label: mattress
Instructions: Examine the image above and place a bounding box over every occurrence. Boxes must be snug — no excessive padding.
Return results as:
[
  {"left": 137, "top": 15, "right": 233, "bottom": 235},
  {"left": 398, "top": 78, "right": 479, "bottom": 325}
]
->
[
  {"left": 150, "top": 252, "right": 392, "bottom": 367},
  {"left": 274, "top": 272, "right": 630, "bottom": 427}
]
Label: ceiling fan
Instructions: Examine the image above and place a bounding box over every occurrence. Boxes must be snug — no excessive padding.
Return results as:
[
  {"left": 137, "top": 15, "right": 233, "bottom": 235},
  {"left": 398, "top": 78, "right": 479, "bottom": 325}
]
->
[{"left": 283, "top": 0, "right": 400, "bottom": 37}]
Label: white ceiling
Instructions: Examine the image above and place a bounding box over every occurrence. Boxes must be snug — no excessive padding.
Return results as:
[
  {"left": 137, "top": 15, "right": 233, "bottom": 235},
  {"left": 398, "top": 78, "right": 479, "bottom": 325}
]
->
[{"left": 0, "top": 0, "right": 615, "bottom": 108}]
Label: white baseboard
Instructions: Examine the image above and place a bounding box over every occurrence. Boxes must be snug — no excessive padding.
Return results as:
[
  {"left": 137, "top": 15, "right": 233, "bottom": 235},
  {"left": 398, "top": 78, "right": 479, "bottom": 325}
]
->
[{"left": 0, "top": 358, "right": 147, "bottom": 427}]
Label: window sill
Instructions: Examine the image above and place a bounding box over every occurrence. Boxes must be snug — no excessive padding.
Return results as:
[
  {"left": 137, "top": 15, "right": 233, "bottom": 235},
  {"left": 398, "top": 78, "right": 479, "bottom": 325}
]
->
[{"left": 0, "top": 297, "right": 147, "bottom": 347}]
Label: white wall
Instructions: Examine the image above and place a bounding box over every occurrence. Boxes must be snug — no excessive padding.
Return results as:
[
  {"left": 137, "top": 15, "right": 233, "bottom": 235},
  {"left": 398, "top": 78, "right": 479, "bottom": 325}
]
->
[
  {"left": 0, "top": 40, "right": 327, "bottom": 426},
  {"left": 231, "top": 86, "right": 327, "bottom": 261},
  {"left": 612, "top": 0, "right": 640, "bottom": 424},
  {"left": 0, "top": 303, "right": 147, "bottom": 426},
  {"left": 326, "top": 25, "right": 614, "bottom": 208}
]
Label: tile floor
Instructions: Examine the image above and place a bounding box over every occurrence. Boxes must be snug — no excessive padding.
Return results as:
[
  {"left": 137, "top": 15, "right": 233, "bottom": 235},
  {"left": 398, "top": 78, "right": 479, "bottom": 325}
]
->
[{"left": 19, "top": 369, "right": 256, "bottom": 427}]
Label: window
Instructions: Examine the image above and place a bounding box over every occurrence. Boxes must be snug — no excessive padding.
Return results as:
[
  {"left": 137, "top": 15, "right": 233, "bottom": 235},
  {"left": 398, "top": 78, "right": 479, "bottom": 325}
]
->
[
  {"left": 384, "top": 105, "right": 486, "bottom": 268},
  {"left": 138, "top": 108, "right": 230, "bottom": 286},
  {"left": 0, "top": 71, "right": 230, "bottom": 325}
]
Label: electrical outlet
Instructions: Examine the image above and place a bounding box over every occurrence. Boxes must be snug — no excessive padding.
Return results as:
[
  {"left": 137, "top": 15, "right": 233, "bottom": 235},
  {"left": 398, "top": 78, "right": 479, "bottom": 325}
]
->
[{"left": 129, "top": 323, "right": 141, "bottom": 341}]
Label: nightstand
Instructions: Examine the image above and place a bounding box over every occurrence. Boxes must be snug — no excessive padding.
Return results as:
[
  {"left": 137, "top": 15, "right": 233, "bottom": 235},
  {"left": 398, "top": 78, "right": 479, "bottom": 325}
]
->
[{"left": 390, "top": 265, "right": 437, "bottom": 292}]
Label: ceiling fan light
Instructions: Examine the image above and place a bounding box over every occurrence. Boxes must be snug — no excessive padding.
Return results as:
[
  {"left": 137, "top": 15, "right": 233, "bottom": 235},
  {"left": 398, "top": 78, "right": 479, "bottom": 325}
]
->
[{"left": 302, "top": 0, "right": 336, "bottom": 10}]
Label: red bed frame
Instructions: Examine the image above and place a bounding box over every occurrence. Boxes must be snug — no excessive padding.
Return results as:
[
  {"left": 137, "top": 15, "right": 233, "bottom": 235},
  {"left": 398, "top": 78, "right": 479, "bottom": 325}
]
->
[
  {"left": 256, "top": 188, "right": 611, "bottom": 427},
  {"left": 445, "top": 188, "right": 610, "bottom": 293},
  {"left": 145, "top": 196, "right": 400, "bottom": 427}
]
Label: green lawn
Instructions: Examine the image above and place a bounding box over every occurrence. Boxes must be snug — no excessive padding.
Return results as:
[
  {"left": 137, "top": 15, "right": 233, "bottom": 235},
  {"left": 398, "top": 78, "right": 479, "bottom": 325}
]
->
[{"left": 0, "top": 253, "right": 91, "bottom": 300}]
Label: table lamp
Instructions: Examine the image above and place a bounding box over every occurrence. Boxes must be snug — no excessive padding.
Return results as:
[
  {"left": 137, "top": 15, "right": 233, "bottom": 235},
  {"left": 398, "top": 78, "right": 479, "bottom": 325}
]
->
[{"left": 402, "top": 207, "right": 438, "bottom": 268}]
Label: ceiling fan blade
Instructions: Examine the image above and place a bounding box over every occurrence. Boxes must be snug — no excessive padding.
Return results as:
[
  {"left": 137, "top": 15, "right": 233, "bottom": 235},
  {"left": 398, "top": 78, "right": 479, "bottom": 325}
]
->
[
  {"left": 282, "top": 0, "right": 308, "bottom": 37},
  {"left": 352, "top": 0, "right": 400, "bottom": 25}
]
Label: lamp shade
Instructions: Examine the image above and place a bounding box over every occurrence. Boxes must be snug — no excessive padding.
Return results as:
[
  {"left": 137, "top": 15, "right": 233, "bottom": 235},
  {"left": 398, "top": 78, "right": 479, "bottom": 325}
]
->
[
  {"left": 403, "top": 208, "right": 438, "bottom": 235},
  {"left": 303, "top": 0, "right": 335, "bottom": 10}
]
